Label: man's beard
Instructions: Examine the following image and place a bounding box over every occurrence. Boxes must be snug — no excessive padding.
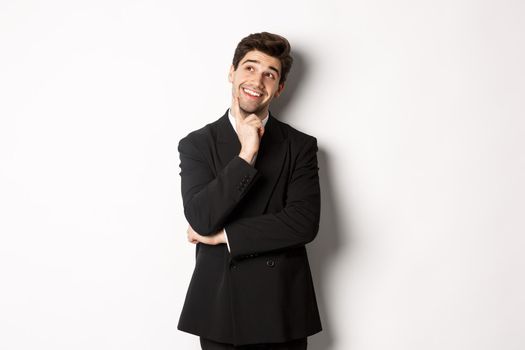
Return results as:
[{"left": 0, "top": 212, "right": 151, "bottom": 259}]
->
[{"left": 239, "top": 100, "right": 266, "bottom": 117}]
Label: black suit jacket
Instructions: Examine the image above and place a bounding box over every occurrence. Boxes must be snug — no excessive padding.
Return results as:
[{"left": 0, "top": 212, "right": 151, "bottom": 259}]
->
[{"left": 177, "top": 110, "right": 322, "bottom": 346}]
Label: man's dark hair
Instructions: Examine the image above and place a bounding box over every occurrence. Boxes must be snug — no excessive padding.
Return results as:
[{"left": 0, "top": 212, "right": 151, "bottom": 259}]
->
[{"left": 232, "top": 32, "right": 293, "bottom": 85}]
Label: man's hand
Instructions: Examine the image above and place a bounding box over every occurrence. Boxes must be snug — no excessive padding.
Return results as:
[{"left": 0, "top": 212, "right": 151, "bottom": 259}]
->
[
  {"left": 231, "top": 95, "right": 264, "bottom": 164},
  {"left": 187, "top": 225, "right": 226, "bottom": 245}
]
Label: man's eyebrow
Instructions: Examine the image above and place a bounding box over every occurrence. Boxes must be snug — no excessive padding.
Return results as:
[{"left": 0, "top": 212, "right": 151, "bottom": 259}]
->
[{"left": 241, "top": 59, "right": 280, "bottom": 76}]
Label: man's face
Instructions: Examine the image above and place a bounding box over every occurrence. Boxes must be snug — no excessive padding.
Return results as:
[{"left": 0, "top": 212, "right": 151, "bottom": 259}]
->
[{"left": 228, "top": 50, "right": 285, "bottom": 117}]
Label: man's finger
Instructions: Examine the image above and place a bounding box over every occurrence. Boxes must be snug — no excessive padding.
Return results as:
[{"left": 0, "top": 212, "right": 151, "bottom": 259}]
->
[
  {"left": 243, "top": 118, "right": 262, "bottom": 130},
  {"left": 244, "top": 114, "right": 259, "bottom": 121},
  {"left": 233, "top": 95, "right": 243, "bottom": 122}
]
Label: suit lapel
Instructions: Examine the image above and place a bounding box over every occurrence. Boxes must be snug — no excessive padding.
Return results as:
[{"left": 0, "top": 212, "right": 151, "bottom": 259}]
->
[
  {"left": 250, "top": 113, "right": 287, "bottom": 214},
  {"left": 216, "top": 111, "right": 242, "bottom": 166},
  {"left": 216, "top": 110, "right": 288, "bottom": 215}
]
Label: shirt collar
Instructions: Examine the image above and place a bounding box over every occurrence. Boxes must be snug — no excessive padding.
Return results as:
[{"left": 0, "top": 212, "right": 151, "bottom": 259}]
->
[{"left": 228, "top": 109, "right": 269, "bottom": 135}]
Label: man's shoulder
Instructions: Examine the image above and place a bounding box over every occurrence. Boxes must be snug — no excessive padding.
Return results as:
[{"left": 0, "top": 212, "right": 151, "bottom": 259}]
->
[
  {"left": 272, "top": 115, "right": 317, "bottom": 145},
  {"left": 178, "top": 111, "right": 227, "bottom": 146}
]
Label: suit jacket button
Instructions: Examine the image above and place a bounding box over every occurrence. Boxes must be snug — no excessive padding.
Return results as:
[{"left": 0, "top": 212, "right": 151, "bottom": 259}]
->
[{"left": 266, "top": 259, "right": 275, "bottom": 267}]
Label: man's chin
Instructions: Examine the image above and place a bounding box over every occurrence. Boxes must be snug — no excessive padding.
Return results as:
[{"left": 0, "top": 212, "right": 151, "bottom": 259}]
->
[{"left": 240, "top": 105, "right": 263, "bottom": 116}]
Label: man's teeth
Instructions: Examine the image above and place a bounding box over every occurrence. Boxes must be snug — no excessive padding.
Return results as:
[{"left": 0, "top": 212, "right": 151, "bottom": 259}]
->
[{"left": 243, "top": 88, "right": 261, "bottom": 97}]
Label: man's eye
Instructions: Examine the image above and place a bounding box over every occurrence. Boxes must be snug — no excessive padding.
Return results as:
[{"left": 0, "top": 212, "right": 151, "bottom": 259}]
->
[
  {"left": 265, "top": 73, "right": 275, "bottom": 79},
  {"left": 245, "top": 66, "right": 254, "bottom": 71}
]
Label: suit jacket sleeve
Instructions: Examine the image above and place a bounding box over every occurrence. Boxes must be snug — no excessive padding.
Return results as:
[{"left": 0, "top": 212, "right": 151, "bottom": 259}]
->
[
  {"left": 224, "top": 136, "right": 321, "bottom": 259},
  {"left": 178, "top": 135, "right": 259, "bottom": 236}
]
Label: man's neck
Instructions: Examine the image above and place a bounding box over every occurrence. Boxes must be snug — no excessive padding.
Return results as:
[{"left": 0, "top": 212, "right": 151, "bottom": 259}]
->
[{"left": 228, "top": 109, "right": 269, "bottom": 133}]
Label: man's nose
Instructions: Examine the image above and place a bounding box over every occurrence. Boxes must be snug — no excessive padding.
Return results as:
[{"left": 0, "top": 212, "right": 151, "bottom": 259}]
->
[{"left": 251, "top": 74, "right": 264, "bottom": 88}]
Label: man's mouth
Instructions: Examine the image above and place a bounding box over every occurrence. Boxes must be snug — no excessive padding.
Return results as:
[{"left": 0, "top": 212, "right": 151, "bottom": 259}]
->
[{"left": 242, "top": 87, "right": 263, "bottom": 98}]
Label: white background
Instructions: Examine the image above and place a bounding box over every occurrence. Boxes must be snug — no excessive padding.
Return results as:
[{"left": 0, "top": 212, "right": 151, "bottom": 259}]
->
[{"left": 1, "top": 1, "right": 524, "bottom": 349}]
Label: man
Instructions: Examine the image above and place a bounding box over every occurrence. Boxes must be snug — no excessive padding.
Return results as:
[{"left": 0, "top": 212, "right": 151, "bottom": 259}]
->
[{"left": 177, "top": 32, "right": 322, "bottom": 350}]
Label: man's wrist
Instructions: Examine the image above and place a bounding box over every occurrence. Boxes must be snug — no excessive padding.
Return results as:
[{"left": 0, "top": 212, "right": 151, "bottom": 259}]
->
[{"left": 238, "top": 151, "right": 256, "bottom": 165}]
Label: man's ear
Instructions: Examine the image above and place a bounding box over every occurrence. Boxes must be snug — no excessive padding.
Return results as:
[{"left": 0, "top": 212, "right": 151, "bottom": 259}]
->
[
  {"left": 228, "top": 65, "right": 235, "bottom": 83},
  {"left": 274, "top": 83, "right": 285, "bottom": 98}
]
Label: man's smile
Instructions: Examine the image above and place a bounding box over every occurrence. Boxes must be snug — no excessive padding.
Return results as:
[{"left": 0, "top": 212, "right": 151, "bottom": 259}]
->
[{"left": 241, "top": 86, "right": 263, "bottom": 99}]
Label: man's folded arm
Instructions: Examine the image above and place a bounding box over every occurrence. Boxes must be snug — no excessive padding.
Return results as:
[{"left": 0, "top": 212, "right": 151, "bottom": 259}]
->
[
  {"left": 178, "top": 136, "right": 259, "bottom": 236},
  {"left": 224, "top": 137, "right": 320, "bottom": 259}
]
